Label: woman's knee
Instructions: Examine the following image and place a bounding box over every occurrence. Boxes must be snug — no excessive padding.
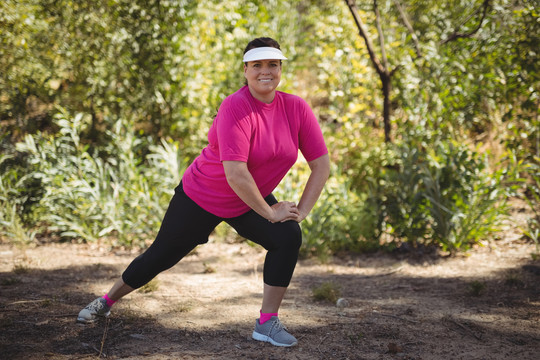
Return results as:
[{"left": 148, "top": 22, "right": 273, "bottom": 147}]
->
[{"left": 278, "top": 221, "right": 302, "bottom": 252}]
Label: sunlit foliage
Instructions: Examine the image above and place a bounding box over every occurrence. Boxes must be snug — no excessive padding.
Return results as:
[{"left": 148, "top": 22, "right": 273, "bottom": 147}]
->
[{"left": 0, "top": 0, "right": 537, "bottom": 255}]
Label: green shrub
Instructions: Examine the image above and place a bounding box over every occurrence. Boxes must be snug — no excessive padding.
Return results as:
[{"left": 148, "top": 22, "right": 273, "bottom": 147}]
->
[
  {"left": 380, "top": 144, "right": 430, "bottom": 246},
  {"left": 2, "top": 108, "right": 521, "bottom": 257},
  {"left": 13, "top": 109, "right": 187, "bottom": 247},
  {"left": 521, "top": 157, "right": 540, "bottom": 258},
  {"left": 467, "top": 280, "right": 487, "bottom": 297},
  {"left": 276, "top": 132, "right": 516, "bottom": 256},
  {"left": 312, "top": 281, "right": 341, "bottom": 303},
  {"left": 275, "top": 161, "right": 379, "bottom": 260},
  {"left": 420, "top": 141, "right": 513, "bottom": 252},
  {"left": 346, "top": 138, "right": 516, "bottom": 253},
  {"left": 0, "top": 153, "right": 38, "bottom": 245}
]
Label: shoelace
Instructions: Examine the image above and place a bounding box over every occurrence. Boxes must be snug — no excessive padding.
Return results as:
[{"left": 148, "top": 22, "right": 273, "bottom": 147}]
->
[
  {"left": 87, "top": 299, "right": 106, "bottom": 312},
  {"left": 268, "top": 318, "right": 286, "bottom": 336}
]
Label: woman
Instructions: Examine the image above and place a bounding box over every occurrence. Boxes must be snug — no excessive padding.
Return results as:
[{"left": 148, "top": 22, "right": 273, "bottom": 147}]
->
[{"left": 77, "top": 37, "right": 330, "bottom": 347}]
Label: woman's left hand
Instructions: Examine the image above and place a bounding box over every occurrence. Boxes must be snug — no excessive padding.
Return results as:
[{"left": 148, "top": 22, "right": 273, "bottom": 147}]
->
[
  {"left": 270, "top": 201, "right": 300, "bottom": 223},
  {"left": 289, "top": 207, "right": 308, "bottom": 223}
]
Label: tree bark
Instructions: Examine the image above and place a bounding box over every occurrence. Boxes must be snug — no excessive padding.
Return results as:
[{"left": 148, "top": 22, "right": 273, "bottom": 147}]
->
[
  {"left": 345, "top": 0, "right": 394, "bottom": 143},
  {"left": 381, "top": 75, "right": 391, "bottom": 143},
  {"left": 345, "top": 0, "right": 385, "bottom": 76}
]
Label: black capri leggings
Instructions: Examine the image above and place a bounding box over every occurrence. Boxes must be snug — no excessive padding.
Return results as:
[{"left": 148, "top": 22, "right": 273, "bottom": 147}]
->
[{"left": 122, "top": 182, "right": 302, "bottom": 289}]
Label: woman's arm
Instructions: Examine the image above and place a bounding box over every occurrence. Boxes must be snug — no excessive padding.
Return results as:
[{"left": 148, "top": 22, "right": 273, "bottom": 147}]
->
[
  {"left": 223, "top": 161, "right": 300, "bottom": 223},
  {"left": 296, "top": 154, "right": 330, "bottom": 223}
]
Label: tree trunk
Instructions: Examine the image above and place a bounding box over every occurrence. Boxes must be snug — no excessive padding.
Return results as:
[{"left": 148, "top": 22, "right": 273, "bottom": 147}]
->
[
  {"left": 381, "top": 73, "right": 391, "bottom": 143},
  {"left": 345, "top": 0, "right": 394, "bottom": 143}
]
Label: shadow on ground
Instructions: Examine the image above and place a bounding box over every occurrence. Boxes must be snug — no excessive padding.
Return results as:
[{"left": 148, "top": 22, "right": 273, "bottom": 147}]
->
[{"left": 0, "top": 246, "right": 539, "bottom": 359}]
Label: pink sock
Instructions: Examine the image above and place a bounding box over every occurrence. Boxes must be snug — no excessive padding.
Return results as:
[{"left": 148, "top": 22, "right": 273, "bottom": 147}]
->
[
  {"left": 259, "top": 310, "right": 278, "bottom": 324},
  {"left": 103, "top": 294, "right": 116, "bottom": 307}
]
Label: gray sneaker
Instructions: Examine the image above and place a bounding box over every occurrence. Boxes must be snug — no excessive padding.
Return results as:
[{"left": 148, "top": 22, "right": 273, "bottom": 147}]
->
[
  {"left": 252, "top": 316, "right": 298, "bottom": 347},
  {"left": 77, "top": 297, "right": 111, "bottom": 323}
]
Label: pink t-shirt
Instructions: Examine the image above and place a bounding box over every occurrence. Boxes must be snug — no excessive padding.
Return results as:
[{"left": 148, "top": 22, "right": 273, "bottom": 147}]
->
[{"left": 182, "top": 86, "right": 328, "bottom": 218}]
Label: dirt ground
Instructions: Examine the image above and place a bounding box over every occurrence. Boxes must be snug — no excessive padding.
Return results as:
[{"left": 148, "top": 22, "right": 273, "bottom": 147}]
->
[{"left": 1, "top": 224, "right": 539, "bottom": 359}]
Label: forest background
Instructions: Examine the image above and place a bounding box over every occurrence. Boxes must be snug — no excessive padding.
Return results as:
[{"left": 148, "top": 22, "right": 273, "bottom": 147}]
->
[{"left": 0, "top": 0, "right": 538, "bottom": 259}]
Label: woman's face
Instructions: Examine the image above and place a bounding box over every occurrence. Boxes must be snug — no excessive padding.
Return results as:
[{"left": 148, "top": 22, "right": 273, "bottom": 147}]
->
[{"left": 243, "top": 59, "right": 282, "bottom": 103}]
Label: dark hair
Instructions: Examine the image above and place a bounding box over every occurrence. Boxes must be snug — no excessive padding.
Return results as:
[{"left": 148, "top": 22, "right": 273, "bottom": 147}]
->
[{"left": 243, "top": 37, "right": 281, "bottom": 55}]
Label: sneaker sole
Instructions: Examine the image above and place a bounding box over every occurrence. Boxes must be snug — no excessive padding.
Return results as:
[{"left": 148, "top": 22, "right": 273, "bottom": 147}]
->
[
  {"left": 252, "top": 331, "right": 298, "bottom": 347},
  {"left": 77, "top": 311, "right": 111, "bottom": 324}
]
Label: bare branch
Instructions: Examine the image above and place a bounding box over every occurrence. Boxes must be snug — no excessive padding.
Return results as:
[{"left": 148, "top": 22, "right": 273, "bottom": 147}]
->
[
  {"left": 393, "top": 0, "right": 422, "bottom": 58},
  {"left": 344, "top": 0, "right": 385, "bottom": 76},
  {"left": 390, "top": 64, "right": 402, "bottom": 77},
  {"left": 441, "top": 0, "right": 491, "bottom": 45},
  {"left": 374, "top": 0, "right": 389, "bottom": 71}
]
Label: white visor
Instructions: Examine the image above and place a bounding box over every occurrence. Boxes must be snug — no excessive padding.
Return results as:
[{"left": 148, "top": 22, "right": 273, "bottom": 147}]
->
[{"left": 243, "top": 47, "right": 287, "bottom": 62}]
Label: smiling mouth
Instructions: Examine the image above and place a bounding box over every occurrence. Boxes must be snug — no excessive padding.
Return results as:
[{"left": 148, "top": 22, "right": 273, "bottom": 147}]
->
[{"left": 258, "top": 79, "right": 273, "bottom": 82}]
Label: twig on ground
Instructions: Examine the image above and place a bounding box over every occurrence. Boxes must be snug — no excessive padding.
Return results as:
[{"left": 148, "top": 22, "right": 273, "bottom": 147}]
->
[
  {"left": 49, "top": 313, "right": 79, "bottom": 317},
  {"left": 402, "top": 341, "right": 423, "bottom": 347},
  {"left": 99, "top": 317, "right": 110, "bottom": 358},
  {"left": 442, "top": 315, "right": 482, "bottom": 340},
  {"left": 373, "top": 311, "right": 419, "bottom": 324},
  {"left": 8, "top": 299, "right": 48, "bottom": 305},
  {"left": 91, "top": 344, "right": 103, "bottom": 357},
  {"left": 111, "top": 320, "right": 124, "bottom": 329},
  {"left": 372, "top": 267, "right": 403, "bottom": 277},
  {"left": 317, "top": 333, "right": 330, "bottom": 359}
]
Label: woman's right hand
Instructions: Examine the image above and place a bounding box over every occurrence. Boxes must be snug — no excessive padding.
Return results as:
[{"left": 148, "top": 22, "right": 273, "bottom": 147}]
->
[{"left": 269, "top": 201, "right": 300, "bottom": 223}]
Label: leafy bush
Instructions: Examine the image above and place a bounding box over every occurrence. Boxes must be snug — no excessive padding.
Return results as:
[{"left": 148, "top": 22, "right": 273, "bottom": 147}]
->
[
  {"left": 12, "top": 110, "right": 187, "bottom": 247},
  {"left": 0, "top": 110, "right": 523, "bottom": 256},
  {"left": 467, "top": 280, "right": 487, "bottom": 297},
  {"left": 379, "top": 144, "right": 430, "bottom": 247},
  {"left": 275, "top": 160, "right": 379, "bottom": 260},
  {"left": 337, "top": 134, "right": 517, "bottom": 253},
  {"left": 420, "top": 141, "right": 514, "bottom": 252},
  {"left": 276, "top": 131, "right": 516, "bottom": 257},
  {"left": 312, "top": 281, "right": 341, "bottom": 303},
  {"left": 0, "top": 154, "right": 37, "bottom": 245},
  {"left": 521, "top": 157, "right": 540, "bottom": 258}
]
